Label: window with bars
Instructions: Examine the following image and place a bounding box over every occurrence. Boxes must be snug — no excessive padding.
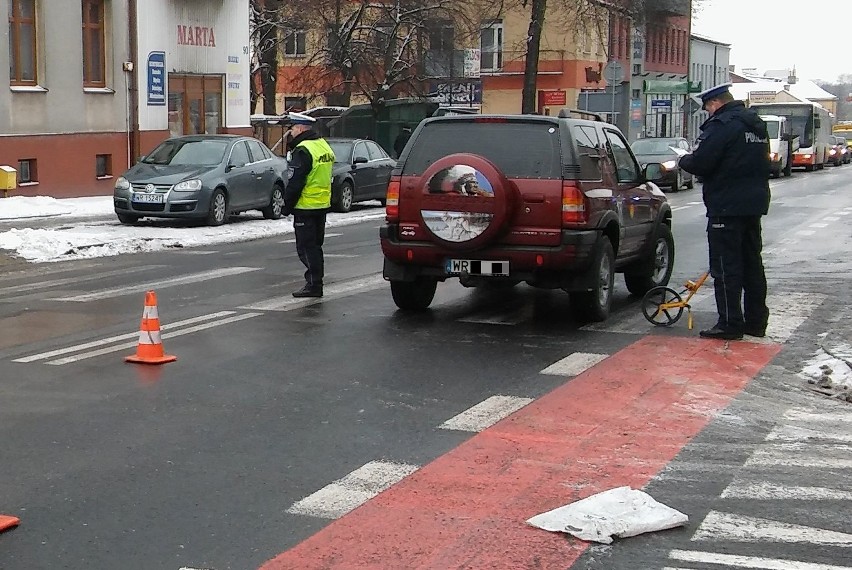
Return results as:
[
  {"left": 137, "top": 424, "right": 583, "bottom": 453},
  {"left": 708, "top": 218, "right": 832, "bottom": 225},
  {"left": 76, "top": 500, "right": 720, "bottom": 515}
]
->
[
  {"left": 81, "top": 0, "right": 105, "bottom": 87},
  {"left": 8, "top": 0, "right": 37, "bottom": 85}
]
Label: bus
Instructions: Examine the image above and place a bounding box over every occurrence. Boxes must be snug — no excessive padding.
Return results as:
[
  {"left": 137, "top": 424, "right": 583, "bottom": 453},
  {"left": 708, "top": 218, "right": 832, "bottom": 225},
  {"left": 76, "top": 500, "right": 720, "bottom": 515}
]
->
[{"left": 749, "top": 102, "right": 833, "bottom": 171}]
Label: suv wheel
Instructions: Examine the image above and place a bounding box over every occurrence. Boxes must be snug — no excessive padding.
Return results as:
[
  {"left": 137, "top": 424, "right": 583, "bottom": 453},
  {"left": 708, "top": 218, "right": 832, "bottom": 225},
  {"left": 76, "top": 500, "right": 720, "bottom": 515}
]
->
[
  {"left": 390, "top": 279, "right": 438, "bottom": 310},
  {"left": 624, "top": 224, "right": 675, "bottom": 296},
  {"left": 570, "top": 236, "right": 614, "bottom": 322}
]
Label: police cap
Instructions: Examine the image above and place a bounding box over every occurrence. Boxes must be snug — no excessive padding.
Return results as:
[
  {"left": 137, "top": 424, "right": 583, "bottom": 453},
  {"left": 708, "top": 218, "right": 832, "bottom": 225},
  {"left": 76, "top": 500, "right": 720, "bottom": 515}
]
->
[
  {"left": 282, "top": 111, "right": 316, "bottom": 126},
  {"left": 697, "top": 83, "right": 733, "bottom": 108}
]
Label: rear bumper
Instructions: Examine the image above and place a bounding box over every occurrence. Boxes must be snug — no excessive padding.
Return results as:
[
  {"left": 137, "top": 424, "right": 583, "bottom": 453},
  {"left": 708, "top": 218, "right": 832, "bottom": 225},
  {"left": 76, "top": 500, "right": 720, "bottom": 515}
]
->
[{"left": 380, "top": 224, "right": 601, "bottom": 289}]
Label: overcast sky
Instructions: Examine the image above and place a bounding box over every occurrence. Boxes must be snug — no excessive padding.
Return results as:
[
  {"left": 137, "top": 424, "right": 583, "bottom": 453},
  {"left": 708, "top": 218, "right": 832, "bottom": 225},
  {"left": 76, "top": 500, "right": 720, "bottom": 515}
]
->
[{"left": 692, "top": 0, "right": 849, "bottom": 83}]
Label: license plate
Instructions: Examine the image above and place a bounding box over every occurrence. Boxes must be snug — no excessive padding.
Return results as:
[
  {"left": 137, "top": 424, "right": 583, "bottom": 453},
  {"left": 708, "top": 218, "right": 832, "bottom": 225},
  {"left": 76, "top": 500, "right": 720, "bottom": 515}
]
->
[
  {"left": 446, "top": 259, "right": 509, "bottom": 276},
  {"left": 132, "top": 192, "right": 164, "bottom": 203}
]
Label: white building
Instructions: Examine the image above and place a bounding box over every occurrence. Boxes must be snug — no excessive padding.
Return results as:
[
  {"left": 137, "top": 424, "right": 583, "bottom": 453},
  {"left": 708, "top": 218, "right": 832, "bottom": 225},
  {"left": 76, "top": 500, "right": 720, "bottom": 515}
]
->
[
  {"left": 688, "top": 34, "right": 730, "bottom": 142},
  {"left": 0, "top": 0, "right": 251, "bottom": 198}
]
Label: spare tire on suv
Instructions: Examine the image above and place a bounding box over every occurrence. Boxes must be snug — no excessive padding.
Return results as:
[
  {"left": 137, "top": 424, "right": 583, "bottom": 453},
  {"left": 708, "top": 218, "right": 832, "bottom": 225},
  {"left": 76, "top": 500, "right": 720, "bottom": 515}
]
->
[{"left": 379, "top": 111, "right": 674, "bottom": 321}]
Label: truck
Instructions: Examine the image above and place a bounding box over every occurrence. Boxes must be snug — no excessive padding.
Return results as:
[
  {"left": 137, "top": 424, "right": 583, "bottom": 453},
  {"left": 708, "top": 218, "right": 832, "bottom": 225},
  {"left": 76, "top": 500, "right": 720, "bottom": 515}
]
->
[
  {"left": 759, "top": 114, "right": 799, "bottom": 177},
  {"left": 749, "top": 102, "right": 832, "bottom": 171}
]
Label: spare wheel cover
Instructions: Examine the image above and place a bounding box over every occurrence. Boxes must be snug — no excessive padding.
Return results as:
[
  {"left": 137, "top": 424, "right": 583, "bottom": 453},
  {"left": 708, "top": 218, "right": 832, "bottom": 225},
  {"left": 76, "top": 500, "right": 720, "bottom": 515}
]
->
[{"left": 418, "top": 153, "right": 514, "bottom": 251}]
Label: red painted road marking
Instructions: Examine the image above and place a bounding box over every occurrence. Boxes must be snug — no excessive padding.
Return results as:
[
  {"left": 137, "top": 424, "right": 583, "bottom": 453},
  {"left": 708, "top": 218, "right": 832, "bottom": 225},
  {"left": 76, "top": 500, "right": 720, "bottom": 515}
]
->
[{"left": 262, "top": 337, "right": 781, "bottom": 569}]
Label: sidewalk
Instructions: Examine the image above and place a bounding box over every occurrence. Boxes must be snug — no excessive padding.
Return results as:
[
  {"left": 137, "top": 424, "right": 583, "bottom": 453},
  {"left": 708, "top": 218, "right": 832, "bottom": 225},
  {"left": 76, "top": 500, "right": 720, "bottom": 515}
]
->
[{"left": 0, "top": 195, "right": 113, "bottom": 225}]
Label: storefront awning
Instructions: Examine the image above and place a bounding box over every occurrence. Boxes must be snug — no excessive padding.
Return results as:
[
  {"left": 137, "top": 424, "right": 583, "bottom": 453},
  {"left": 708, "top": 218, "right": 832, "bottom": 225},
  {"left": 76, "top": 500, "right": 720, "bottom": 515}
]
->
[{"left": 643, "top": 80, "right": 702, "bottom": 94}]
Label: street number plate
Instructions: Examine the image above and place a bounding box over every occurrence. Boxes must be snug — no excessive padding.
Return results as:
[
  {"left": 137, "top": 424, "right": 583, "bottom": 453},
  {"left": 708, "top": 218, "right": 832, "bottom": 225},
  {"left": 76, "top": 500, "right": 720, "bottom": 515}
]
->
[{"left": 132, "top": 193, "right": 164, "bottom": 203}]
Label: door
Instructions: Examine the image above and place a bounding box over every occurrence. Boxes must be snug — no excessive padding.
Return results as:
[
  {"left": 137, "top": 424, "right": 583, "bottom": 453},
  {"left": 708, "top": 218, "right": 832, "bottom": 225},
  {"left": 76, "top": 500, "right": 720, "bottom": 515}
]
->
[
  {"left": 168, "top": 74, "right": 223, "bottom": 137},
  {"left": 246, "top": 139, "right": 275, "bottom": 206},
  {"left": 225, "top": 141, "right": 254, "bottom": 209},
  {"left": 365, "top": 141, "right": 393, "bottom": 199},
  {"left": 351, "top": 141, "right": 374, "bottom": 200},
  {"left": 603, "top": 129, "right": 651, "bottom": 258}
]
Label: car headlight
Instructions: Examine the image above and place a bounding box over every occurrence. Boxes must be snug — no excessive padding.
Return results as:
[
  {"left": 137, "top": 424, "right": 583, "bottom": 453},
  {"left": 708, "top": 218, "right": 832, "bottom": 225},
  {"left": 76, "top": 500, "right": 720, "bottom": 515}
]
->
[
  {"left": 115, "top": 177, "right": 131, "bottom": 191},
  {"left": 661, "top": 160, "right": 678, "bottom": 170},
  {"left": 173, "top": 179, "right": 202, "bottom": 192}
]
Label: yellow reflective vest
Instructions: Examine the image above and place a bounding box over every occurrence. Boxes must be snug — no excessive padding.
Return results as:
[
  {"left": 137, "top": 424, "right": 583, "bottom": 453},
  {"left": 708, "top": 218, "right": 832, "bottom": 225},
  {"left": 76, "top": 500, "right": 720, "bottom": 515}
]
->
[{"left": 294, "top": 138, "right": 335, "bottom": 210}]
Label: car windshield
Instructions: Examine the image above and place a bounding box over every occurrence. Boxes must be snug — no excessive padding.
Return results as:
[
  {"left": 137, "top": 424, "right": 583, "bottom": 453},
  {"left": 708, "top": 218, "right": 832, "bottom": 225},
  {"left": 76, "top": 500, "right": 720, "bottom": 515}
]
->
[
  {"left": 328, "top": 142, "right": 353, "bottom": 162},
  {"left": 630, "top": 139, "right": 679, "bottom": 154},
  {"left": 143, "top": 139, "right": 229, "bottom": 166},
  {"left": 764, "top": 121, "right": 780, "bottom": 139}
]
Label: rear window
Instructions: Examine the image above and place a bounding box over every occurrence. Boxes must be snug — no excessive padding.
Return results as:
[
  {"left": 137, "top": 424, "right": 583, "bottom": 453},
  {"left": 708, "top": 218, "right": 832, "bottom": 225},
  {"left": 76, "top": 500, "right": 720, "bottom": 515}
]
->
[{"left": 401, "top": 121, "right": 564, "bottom": 179}]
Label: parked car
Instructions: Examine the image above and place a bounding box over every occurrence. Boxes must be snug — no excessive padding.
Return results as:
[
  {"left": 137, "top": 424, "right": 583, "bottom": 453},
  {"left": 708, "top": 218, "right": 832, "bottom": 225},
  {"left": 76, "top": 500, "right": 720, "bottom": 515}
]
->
[
  {"left": 114, "top": 135, "right": 288, "bottom": 226},
  {"left": 630, "top": 137, "right": 694, "bottom": 191},
  {"left": 327, "top": 138, "right": 396, "bottom": 212},
  {"left": 380, "top": 110, "right": 674, "bottom": 322},
  {"left": 828, "top": 136, "right": 847, "bottom": 166},
  {"left": 837, "top": 136, "right": 852, "bottom": 164}
]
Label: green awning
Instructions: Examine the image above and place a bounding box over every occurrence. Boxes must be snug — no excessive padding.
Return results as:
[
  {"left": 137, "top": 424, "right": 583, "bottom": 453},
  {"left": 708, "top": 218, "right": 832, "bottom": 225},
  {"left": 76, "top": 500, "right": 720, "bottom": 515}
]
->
[{"left": 643, "top": 80, "right": 702, "bottom": 94}]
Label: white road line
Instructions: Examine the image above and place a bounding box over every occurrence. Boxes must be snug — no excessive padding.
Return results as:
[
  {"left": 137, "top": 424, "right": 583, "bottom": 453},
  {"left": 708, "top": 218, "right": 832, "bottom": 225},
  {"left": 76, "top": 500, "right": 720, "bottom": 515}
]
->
[
  {"left": 278, "top": 232, "right": 342, "bottom": 244},
  {"left": 692, "top": 511, "right": 852, "bottom": 547},
  {"left": 797, "top": 230, "right": 816, "bottom": 236},
  {"left": 766, "top": 423, "right": 852, "bottom": 444},
  {"left": 824, "top": 216, "right": 841, "bottom": 221},
  {"left": 47, "top": 313, "right": 261, "bottom": 365},
  {"left": 53, "top": 267, "right": 262, "bottom": 302},
  {"left": 671, "top": 205, "right": 693, "bottom": 211},
  {"left": 746, "top": 443, "right": 852, "bottom": 469},
  {"left": 721, "top": 481, "right": 852, "bottom": 501},
  {"left": 540, "top": 352, "right": 608, "bottom": 376},
  {"left": 783, "top": 410, "right": 852, "bottom": 424},
  {"left": 241, "top": 274, "right": 385, "bottom": 311},
  {"left": 286, "top": 460, "right": 418, "bottom": 519},
  {"left": 839, "top": 211, "right": 851, "bottom": 216},
  {"left": 0, "top": 265, "right": 162, "bottom": 295},
  {"left": 13, "top": 311, "right": 237, "bottom": 363},
  {"left": 669, "top": 549, "right": 852, "bottom": 570},
  {"left": 762, "top": 292, "right": 826, "bottom": 342},
  {"left": 810, "top": 223, "right": 829, "bottom": 228},
  {"left": 438, "top": 395, "right": 534, "bottom": 432}
]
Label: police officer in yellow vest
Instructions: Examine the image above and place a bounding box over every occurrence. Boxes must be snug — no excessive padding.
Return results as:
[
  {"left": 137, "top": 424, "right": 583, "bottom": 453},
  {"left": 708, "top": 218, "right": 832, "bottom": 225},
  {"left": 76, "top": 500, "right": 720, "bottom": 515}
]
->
[{"left": 281, "top": 112, "right": 335, "bottom": 297}]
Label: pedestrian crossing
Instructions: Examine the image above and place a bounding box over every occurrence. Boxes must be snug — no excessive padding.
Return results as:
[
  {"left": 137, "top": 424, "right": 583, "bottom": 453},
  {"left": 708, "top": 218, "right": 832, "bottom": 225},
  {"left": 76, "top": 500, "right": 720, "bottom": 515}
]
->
[{"left": 662, "top": 404, "right": 852, "bottom": 570}]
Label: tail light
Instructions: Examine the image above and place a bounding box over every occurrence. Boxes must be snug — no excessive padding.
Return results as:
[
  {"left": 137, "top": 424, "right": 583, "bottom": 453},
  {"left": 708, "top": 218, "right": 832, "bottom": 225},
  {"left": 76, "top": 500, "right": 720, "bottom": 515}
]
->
[
  {"left": 562, "top": 182, "right": 587, "bottom": 225},
  {"left": 386, "top": 176, "right": 400, "bottom": 221}
]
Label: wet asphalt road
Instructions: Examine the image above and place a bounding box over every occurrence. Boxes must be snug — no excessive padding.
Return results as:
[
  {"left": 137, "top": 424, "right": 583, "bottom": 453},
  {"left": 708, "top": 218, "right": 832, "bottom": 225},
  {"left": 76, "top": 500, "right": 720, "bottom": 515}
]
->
[{"left": 0, "top": 166, "right": 851, "bottom": 569}]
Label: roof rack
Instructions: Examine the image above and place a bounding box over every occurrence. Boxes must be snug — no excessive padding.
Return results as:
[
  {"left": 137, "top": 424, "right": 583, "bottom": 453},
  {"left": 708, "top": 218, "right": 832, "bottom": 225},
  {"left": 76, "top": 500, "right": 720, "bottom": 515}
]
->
[{"left": 558, "top": 108, "right": 604, "bottom": 122}]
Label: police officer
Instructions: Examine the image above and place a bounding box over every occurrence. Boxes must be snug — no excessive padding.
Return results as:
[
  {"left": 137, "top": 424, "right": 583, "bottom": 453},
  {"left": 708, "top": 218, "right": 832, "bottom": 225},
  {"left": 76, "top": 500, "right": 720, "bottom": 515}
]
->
[
  {"left": 281, "top": 112, "right": 336, "bottom": 298},
  {"left": 679, "top": 83, "right": 771, "bottom": 340}
]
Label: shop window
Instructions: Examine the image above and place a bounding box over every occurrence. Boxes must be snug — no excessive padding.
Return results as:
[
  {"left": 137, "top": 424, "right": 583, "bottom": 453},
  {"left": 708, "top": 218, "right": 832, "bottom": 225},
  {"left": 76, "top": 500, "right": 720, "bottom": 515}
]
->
[
  {"left": 284, "top": 30, "right": 306, "bottom": 57},
  {"left": 9, "top": 0, "right": 37, "bottom": 85},
  {"left": 168, "top": 74, "right": 223, "bottom": 137},
  {"left": 96, "top": 154, "right": 112, "bottom": 178},
  {"left": 18, "top": 158, "right": 36, "bottom": 183},
  {"left": 81, "top": 0, "right": 105, "bottom": 87}
]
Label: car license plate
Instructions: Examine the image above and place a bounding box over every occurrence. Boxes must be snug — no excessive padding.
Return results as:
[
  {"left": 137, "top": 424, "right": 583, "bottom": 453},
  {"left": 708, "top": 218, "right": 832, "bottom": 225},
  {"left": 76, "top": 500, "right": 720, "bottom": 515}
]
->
[
  {"left": 132, "top": 192, "right": 164, "bottom": 203},
  {"left": 446, "top": 259, "right": 509, "bottom": 276}
]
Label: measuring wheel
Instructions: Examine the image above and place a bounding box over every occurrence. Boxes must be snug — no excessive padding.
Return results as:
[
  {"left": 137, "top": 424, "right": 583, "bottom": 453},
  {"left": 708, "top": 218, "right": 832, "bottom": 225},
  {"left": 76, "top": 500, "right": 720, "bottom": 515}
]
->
[{"left": 642, "top": 286, "right": 684, "bottom": 327}]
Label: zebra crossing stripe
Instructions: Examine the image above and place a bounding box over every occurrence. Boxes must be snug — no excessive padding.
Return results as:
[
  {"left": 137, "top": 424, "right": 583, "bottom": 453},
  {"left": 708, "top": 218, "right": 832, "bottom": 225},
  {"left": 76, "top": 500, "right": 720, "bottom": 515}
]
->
[
  {"left": 669, "top": 549, "right": 852, "bottom": 570},
  {"left": 692, "top": 511, "right": 852, "bottom": 547}
]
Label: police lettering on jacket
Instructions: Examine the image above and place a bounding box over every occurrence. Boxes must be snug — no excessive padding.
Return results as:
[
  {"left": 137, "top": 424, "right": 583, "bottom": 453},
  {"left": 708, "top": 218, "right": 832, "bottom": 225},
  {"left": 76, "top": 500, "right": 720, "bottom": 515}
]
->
[{"left": 678, "top": 100, "right": 771, "bottom": 218}]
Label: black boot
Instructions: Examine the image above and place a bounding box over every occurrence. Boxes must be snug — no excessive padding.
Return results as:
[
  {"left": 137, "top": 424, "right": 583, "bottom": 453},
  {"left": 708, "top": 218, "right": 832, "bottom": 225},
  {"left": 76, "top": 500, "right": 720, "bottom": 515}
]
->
[
  {"left": 292, "top": 285, "right": 323, "bottom": 298},
  {"left": 699, "top": 325, "right": 743, "bottom": 340}
]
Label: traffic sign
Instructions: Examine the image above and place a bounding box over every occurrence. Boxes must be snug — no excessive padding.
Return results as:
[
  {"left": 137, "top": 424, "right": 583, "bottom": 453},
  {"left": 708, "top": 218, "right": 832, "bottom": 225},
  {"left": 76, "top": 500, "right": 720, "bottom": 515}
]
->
[{"left": 603, "top": 61, "right": 624, "bottom": 84}]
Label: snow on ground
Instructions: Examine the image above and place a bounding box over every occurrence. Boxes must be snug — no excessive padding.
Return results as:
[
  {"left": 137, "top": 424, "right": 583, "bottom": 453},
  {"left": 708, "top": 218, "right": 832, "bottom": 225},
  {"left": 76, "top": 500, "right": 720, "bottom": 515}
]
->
[{"left": 0, "top": 196, "right": 386, "bottom": 263}]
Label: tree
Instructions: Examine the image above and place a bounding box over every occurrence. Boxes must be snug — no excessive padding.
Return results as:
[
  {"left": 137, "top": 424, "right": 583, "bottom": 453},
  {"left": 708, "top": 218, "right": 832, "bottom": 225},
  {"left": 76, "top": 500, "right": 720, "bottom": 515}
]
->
[
  {"left": 250, "top": 0, "right": 289, "bottom": 114},
  {"left": 276, "top": 0, "right": 504, "bottom": 114}
]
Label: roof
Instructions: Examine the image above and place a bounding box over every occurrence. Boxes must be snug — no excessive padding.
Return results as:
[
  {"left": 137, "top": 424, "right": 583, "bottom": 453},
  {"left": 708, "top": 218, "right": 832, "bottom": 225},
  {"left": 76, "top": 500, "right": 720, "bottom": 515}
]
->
[
  {"left": 727, "top": 80, "right": 837, "bottom": 103},
  {"left": 689, "top": 33, "right": 731, "bottom": 47}
]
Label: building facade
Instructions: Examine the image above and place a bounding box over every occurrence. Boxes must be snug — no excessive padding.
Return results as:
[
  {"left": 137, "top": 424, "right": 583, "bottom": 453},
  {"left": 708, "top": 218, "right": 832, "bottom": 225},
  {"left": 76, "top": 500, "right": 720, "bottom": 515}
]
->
[
  {"left": 687, "top": 34, "right": 730, "bottom": 142},
  {"left": 1, "top": 0, "right": 251, "bottom": 199}
]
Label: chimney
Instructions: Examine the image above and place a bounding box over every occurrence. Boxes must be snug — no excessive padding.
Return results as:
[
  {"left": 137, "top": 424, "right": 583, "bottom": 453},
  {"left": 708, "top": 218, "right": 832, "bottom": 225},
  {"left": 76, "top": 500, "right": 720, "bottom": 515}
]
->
[{"left": 788, "top": 66, "right": 798, "bottom": 84}]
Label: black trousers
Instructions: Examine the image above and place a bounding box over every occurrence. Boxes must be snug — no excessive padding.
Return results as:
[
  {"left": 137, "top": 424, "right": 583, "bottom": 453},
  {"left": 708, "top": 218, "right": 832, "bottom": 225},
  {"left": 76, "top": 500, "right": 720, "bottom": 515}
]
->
[
  {"left": 293, "top": 212, "right": 326, "bottom": 289},
  {"left": 707, "top": 216, "right": 768, "bottom": 332}
]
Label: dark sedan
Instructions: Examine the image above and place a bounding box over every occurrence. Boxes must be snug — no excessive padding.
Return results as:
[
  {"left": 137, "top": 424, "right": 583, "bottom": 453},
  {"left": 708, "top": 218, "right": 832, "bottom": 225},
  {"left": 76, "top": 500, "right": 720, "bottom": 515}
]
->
[
  {"left": 114, "top": 135, "right": 288, "bottom": 226},
  {"left": 327, "top": 138, "right": 396, "bottom": 212},
  {"left": 630, "top": 137, "right": 694, "bottom": 191}
]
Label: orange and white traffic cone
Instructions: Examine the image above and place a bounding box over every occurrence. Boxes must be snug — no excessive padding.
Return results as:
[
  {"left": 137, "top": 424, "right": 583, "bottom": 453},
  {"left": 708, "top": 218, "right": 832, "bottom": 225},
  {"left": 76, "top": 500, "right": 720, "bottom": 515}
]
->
[
  {"left": 125, "top": 290, "right": 177, "bottom": 365},
  {"left": 0, "top": 514, "right": 20, "bottom": 532}
]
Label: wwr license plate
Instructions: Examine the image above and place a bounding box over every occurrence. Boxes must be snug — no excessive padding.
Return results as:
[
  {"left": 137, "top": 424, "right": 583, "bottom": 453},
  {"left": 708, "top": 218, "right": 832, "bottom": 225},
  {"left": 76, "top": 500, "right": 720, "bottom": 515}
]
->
[
  {"left": 446, "top": 259, "right": 509, "bottom": 276},
  {"left": 132, "top": 193, "right": 164, "bottom": 203}
]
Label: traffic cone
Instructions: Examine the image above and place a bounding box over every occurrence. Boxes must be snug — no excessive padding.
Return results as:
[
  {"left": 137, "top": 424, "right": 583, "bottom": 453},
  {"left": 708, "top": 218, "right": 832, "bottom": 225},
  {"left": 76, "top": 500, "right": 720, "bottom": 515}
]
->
[
  {"left": 0, "top": 514, "right": 19, "bottom": 532},
  {"left": 125, "top": 290, "right": 177, "bottom": 365}
]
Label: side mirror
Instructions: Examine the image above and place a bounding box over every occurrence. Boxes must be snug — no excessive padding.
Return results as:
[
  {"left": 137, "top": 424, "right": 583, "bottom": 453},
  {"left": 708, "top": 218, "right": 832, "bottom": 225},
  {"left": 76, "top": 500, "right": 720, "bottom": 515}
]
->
[
  {"left": 644, "top": 163, "right": 664, "bottom": 182},
  {"left": 353, "top": 156, "right": 368, "bottom": 165}
]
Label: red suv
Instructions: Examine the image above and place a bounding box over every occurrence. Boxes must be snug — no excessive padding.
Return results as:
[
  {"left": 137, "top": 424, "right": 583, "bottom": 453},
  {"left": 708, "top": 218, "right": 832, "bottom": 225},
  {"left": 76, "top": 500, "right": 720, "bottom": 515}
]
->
[{"left": 380, "top": 111, "right": 674, "bottom": 322}]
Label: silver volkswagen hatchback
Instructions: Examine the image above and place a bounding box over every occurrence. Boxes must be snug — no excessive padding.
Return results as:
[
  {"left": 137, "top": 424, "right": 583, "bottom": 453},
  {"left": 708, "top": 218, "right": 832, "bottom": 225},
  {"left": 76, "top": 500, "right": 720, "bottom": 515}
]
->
[{"left": 114, "top": 135, "right": 289, "bottom": 226}]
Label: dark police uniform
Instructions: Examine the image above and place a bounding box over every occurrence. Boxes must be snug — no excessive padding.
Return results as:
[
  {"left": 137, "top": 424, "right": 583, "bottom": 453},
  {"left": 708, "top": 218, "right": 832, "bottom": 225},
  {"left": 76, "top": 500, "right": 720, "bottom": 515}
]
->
[
  {"left": 282, "top": 118, "right": 335, "bottom": 297},
  {"left": 679, "top": 85, "right": 771, "bottom": 339}
]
